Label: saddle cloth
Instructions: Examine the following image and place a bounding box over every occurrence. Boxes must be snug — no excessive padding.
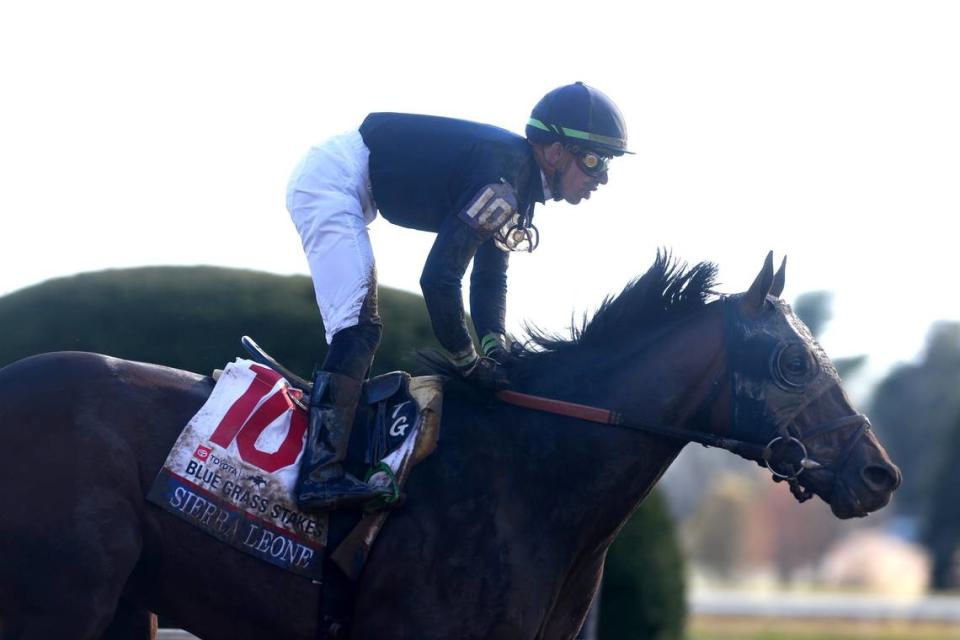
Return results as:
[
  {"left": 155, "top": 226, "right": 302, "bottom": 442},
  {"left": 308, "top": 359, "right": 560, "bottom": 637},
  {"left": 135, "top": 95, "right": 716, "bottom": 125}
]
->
[{"left": 146, "top": 358, "right": 443, "bottom": 581}]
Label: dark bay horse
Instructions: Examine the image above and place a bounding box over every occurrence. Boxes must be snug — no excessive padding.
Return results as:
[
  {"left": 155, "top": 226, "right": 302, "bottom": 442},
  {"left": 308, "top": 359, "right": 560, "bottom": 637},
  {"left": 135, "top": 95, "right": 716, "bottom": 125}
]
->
[{"left": 0, "top": 253, "right": 900, "bottom": 639}]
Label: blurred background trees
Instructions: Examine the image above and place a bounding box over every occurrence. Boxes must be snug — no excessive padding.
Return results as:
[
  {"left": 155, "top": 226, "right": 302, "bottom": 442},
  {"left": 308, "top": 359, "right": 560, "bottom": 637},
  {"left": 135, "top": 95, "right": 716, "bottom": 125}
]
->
[
  {"left": 683, "top": 475, "right": 754, "bottom": 581},
  {"left": 869, "top": 321, "right": 960, "bottom": 591},
  {"left": 869, "top": 323, "right": 960, "bottom": 520},
  {"left": 598, "top": 491, "right": 686, "bottom": 640},
  {"left": 796, "top": 294, "right": 960, "bottom": 592},
  {"left": 0, "top": 266, "right": 438, "bottom": 378},
  {"left": 924, "top": 413, "right": 960, "bottom": 589}
]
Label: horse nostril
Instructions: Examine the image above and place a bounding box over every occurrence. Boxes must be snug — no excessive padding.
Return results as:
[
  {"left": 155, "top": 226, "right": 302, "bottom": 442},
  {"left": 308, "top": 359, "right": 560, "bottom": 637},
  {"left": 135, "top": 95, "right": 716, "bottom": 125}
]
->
[{"left": 861, "top": 464, "right": 900, "bottom": 492}]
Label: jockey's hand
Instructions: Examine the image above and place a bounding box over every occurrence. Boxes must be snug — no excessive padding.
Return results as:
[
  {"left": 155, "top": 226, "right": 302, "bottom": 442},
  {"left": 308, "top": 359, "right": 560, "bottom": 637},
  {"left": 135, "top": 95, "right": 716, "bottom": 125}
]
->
[
  {"left": 459, "top": 356, "right": 511, "bottom": 390},
  {"left": 481, "top": 333, "right": 520, "bottom": 367},
  {"left": 486, "top": 347, "right": 517, "bottom": 369}
]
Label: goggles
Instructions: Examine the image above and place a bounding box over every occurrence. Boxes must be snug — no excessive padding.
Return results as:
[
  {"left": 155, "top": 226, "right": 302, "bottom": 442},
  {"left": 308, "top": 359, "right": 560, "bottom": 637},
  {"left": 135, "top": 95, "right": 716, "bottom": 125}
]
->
[{"left": 566, "top": 145, "right": 610, "bottom": 178}]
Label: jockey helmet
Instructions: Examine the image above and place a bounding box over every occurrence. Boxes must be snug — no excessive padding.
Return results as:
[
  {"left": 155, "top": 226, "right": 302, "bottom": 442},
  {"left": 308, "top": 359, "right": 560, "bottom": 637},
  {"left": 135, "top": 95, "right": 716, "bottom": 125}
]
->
[{"left": 525, "top": 82, "right": 631, "bottom": 156}]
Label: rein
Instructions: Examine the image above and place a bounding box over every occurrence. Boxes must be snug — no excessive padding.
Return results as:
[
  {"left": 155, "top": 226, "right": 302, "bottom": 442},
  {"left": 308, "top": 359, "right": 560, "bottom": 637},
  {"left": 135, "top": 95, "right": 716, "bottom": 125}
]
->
[{"left": 495, "top": 389, "right": 769, "bottom": 461}]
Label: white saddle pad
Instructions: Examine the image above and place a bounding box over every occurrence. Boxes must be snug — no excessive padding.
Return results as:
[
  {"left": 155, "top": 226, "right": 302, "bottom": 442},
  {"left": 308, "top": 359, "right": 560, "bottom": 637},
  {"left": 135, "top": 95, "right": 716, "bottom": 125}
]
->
[{"left": 147, "top": 359, "right": 327, "bottom": 579}]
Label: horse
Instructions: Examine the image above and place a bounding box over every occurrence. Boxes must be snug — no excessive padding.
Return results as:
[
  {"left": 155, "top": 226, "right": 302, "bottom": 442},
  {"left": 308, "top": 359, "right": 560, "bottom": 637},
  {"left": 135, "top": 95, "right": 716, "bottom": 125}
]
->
[{"left": 0, "top": 253, "right": 900, "bottom": 639}]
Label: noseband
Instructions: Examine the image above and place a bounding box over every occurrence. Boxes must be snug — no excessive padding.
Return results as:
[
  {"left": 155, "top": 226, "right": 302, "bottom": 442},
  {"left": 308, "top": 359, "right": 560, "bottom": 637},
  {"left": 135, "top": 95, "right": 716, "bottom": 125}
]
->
[
  {"left": 497, "top": 296, "right": 872, "bottom": 503},
  {"left": 764, "top": 402, "right": 871, "bottom": 502}
]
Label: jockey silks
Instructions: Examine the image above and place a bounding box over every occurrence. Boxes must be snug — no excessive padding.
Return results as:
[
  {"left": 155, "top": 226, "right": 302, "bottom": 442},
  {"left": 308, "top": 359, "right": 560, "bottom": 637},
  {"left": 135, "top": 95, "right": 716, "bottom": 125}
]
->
[
  {"left": 359, "top": 113, "right": 544, "bottom": 233},
  {"left": 358, "top": 113, "right": 545, "bottom": 358},
  {"left": 288, "top": 114, "right": 545, "bottom": 360}
]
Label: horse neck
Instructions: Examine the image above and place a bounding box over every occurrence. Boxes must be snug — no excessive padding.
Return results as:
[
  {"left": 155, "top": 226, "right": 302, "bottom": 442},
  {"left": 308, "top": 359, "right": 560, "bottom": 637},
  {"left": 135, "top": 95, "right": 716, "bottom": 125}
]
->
[
  {"left": 537, "top": 301, "right": 726, "bottom": 424},
  {"left": 605, "top": 301, "right": 727, "bottom": 426},
  {"left": 524, "top": 303, "right": 728, "bottom": 537}
]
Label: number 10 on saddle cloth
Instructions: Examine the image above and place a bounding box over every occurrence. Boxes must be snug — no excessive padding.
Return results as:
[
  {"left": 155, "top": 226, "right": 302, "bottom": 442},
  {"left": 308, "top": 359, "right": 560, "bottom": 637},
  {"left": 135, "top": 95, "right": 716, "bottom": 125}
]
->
[{"left": 147, "top": 359, "right": 443, "bottom": 581}]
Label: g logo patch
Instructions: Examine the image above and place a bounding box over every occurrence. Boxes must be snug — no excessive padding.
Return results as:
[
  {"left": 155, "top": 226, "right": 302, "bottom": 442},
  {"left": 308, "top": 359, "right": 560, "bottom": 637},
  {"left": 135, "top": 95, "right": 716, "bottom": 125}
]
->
[{"left": 458, "top": 182, "right": 518, "bottom": 234}]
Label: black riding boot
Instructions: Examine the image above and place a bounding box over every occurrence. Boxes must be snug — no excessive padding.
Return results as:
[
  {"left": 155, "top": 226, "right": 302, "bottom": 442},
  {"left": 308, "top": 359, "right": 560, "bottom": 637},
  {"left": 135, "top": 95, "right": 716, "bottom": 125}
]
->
[{"left": 295, "top": 371, "right": 383, "bottom": 511}]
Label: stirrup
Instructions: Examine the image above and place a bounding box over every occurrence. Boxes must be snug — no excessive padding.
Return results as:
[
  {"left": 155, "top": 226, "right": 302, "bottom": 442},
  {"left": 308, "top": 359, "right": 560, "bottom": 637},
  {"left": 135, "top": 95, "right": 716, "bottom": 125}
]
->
[
  {"left": 297, "top": 471, "right": 388, "bottom": 511},
  {"left": 363, "top": 463, "right": 403, "bottom": 512}
]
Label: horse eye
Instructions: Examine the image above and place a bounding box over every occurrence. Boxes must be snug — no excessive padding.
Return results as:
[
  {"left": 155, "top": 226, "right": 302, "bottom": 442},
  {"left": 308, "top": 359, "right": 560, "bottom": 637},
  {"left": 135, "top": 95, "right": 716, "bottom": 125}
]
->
[
  {"left": 773, "top": 343, "right": 818, "bottom": 388},
  {"left": 785, "top": 356, "right": 806, "bottom": 373}
]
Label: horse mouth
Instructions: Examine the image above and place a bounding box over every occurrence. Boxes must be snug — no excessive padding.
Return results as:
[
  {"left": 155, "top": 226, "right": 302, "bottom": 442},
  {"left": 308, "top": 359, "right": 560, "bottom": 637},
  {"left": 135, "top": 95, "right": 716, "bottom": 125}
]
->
[
  {"left": 830, "top": 481, "right": 893, "bottom": 519},
  {"left": 830, "top": 484, "right": 867, "bottom": 519}
]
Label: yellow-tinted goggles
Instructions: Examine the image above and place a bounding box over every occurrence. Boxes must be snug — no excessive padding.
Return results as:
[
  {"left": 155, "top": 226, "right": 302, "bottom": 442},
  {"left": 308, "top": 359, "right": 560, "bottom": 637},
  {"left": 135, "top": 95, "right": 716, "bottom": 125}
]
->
[{"left": 567, "top": 145, "right": 610, "bottom": 177}]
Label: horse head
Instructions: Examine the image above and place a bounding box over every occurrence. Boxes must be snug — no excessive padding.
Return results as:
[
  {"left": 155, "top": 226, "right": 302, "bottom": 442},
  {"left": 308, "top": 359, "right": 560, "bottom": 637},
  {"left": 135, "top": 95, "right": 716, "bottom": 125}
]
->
[{"left": 722, "top": 252, "right": 901, "bottom": 518}]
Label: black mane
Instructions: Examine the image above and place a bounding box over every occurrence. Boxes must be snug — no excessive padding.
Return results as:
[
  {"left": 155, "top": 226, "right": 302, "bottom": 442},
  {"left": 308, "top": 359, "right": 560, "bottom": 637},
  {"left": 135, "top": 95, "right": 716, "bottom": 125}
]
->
[
  {"left": 515, "top": 251, "right": 718, "bottom": 369},
  {"left": 418, "top": 252, "right": 719, "bottom": 387}
]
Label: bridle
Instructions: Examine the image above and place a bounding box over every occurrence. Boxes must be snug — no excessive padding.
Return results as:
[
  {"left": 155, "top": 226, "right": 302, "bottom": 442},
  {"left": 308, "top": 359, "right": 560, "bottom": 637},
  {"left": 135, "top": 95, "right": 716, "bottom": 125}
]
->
[
  {"left": 768, "top": 412, "right": 870, "bottom": 501},
  {"left": 497, "top": 296, "right": 873, "bottom": 504}
]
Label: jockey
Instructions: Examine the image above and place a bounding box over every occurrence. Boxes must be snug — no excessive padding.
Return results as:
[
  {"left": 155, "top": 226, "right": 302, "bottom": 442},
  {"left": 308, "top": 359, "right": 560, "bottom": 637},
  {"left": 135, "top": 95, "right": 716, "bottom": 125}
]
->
[{"left": 287, "top": 82, "right": 630, "bottom": 511}]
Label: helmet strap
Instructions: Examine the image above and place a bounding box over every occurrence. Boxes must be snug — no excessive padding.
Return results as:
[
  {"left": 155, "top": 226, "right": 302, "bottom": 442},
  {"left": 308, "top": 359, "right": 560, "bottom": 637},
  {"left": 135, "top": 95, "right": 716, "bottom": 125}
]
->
[
  {"left": 551, "top": 166, "right": 565, "bottom": 201},
  {"left": 549, "top": 145, "right": 569, "bottom": 201}
]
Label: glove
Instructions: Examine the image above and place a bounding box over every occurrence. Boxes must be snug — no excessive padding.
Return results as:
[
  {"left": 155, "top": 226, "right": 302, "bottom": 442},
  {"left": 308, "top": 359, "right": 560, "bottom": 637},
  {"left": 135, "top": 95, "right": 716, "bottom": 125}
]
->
[
  {"left": 459, "top": 356, "right": 511, "bottom": 390},
  {"left": 480, "top": 333, "right": 520, "bottom": 367}
]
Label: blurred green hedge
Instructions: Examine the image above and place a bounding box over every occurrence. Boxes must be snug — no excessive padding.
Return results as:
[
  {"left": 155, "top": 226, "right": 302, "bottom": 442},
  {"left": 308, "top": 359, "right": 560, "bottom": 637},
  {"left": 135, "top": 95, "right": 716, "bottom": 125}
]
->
[
  {"left": 0, "top": 266, "right": 437, "bottom": 376},
  {"left": 599, "top": 490, "right": 687, "bottom": 640}
]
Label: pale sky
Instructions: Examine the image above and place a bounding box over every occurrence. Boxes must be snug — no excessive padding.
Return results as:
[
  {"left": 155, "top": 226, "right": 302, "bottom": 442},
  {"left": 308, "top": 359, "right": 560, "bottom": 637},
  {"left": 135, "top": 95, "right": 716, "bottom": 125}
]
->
[{"left": 2, "top": 1, "right": 959, "bottom": 399}]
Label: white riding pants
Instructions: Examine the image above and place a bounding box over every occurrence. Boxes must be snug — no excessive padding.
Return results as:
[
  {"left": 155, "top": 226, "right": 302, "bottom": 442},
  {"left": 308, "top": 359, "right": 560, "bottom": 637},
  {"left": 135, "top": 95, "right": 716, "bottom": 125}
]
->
[{"left": 286, "top": 130, "right": 379, "bottom": 345}]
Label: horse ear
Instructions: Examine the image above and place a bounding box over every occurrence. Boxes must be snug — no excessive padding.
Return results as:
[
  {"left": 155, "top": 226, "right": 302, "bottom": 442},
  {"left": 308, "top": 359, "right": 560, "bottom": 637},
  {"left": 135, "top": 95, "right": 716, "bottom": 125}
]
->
[
  {"left": 740, "top": 251, "right": 775, "bottom": 315},
  {"left": 770, "top": 256, "right": 787, "bottom": 298}
]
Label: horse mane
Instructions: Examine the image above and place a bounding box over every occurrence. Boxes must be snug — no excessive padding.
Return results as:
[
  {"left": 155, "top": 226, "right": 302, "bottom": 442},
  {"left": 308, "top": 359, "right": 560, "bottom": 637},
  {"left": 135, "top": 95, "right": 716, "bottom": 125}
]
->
[
  {"left": 418, "top": 251, "right": 719, "bottom": 388},
  {"left": 516, "top": 251, "right": 718, "bottom": 363}
]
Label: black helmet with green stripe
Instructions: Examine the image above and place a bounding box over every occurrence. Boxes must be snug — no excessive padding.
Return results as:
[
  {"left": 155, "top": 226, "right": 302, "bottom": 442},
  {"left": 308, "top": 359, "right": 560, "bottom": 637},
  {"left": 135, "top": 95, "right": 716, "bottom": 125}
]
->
[{"left": 526, "top": 81, "right": 631, "bottom": 157}]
